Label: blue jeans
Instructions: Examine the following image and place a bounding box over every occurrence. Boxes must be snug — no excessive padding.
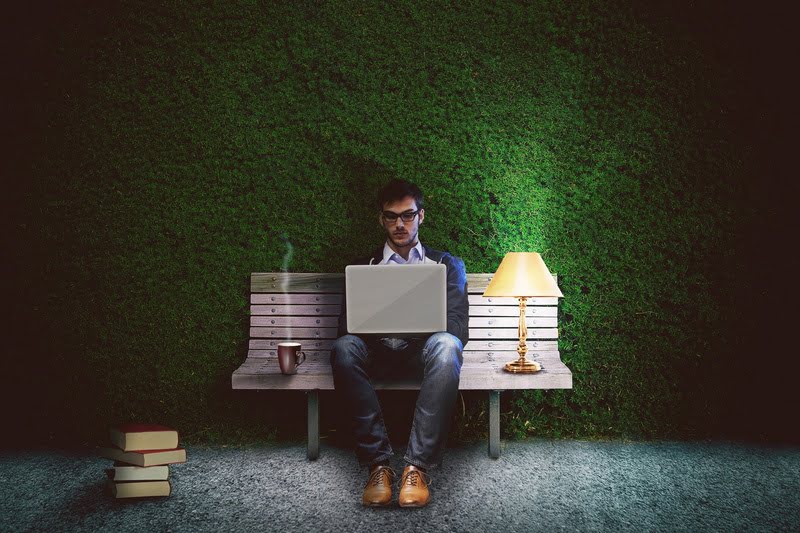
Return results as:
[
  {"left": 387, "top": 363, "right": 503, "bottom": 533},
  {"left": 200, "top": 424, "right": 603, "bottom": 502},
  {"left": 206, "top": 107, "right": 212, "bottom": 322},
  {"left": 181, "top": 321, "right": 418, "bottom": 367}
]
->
[{"left": 330, "top": 332, "right": 464, "bottom": 470}]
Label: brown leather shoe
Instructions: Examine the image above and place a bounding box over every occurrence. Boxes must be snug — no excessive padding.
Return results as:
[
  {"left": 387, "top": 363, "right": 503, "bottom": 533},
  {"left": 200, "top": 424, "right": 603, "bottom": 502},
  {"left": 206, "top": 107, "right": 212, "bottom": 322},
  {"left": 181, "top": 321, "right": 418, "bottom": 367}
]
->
[
  {"left": 362, "top": 465, "right": 396, "bottom": 507},
  {"left": 398, "top": 465, "right": 431, "bottom": 508}
]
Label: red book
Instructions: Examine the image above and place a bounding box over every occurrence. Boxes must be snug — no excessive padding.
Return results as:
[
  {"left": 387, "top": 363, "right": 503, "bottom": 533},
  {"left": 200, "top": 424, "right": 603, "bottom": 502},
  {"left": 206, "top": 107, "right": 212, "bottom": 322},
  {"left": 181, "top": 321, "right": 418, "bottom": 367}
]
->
[
  {"left": 110, "top": 424, "right": 179, "bottom": 451},
  {"left": 98, "top": 446, "right": 187, "bottom": 467}
]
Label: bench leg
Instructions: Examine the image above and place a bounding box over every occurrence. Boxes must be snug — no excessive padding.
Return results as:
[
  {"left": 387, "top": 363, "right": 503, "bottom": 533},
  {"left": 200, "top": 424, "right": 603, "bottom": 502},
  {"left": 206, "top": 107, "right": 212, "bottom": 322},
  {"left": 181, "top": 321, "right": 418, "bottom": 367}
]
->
[
  {"left": 489, "top": 390, "right": 501, "bottom": 459},
  {"left": 307, "top": 390, "right": 319, "bottom": 460}
]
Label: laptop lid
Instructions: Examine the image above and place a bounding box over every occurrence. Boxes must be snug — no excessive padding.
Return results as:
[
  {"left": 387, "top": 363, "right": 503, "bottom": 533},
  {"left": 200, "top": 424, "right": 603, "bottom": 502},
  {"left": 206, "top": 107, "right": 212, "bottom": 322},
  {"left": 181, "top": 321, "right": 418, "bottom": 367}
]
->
[{"left": 345, "top": 263, "right": 447, "bottom": 335}]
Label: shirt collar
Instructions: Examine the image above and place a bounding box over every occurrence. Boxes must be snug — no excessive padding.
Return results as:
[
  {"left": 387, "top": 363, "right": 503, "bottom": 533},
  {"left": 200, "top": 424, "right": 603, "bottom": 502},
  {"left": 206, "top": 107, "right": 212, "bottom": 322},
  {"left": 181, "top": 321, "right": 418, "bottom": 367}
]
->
[{"left": 381, "top": 240, "right": 424, "bottom": 264}]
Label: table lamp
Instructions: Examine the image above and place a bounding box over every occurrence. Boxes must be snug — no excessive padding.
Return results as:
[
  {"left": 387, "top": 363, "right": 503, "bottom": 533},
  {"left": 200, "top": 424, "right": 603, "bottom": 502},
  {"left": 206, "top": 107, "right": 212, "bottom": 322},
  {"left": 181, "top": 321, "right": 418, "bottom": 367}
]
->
[{"left": 483, "top": 252, "right": 563, "bottom": 373}]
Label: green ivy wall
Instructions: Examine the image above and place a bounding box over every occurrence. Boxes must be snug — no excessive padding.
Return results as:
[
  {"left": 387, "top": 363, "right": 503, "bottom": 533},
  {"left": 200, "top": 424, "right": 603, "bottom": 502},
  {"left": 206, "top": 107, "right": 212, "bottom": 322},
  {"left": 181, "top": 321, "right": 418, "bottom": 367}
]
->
[{"left": 5, "top": 0, "right": 777, "bottom": 446}]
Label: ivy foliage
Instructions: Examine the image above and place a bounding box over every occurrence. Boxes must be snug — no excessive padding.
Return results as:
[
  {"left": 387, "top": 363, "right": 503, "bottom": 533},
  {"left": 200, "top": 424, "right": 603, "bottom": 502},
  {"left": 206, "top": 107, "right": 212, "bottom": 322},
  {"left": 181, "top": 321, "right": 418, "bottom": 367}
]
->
[{"left": 10, "top": 0, "right": 748, "bottom": 445}]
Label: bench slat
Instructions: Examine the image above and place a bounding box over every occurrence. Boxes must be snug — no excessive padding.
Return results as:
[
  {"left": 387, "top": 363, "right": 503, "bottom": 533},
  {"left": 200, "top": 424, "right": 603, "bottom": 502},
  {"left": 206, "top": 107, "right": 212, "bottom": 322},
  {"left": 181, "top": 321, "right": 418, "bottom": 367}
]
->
[
  {"left": 235, "top": 352, "right": 570, "bottom": 372},
  {"left": 252, "top": 273, "right": 344, "bottom": 293},
  {"left": 237, "top": 361, "right": 511, "bottom": 373},
  {"left": 252, "top": 294, "right": 343, "bottom": 305},
  {"left": 468, "top": 295, "right": 558, "bottom": 305},
  {"left": 472, "top": 317, "right": 557, "bottom": 328},
  {"left": 464, "top": 340, "right": 559, "bottom": 351},
  {"left": 470, "top": 306, "right": 557, "bottom": 317},
  {"left": 250, "top": 293, "right": 558, "bottom": 307},
  {"left": 251, "top": 305, "right": 341, "bottom": 316},
  {"left": 250, "top": 304, "right": 557, "bottom": 317},
  {"left": 469, "top": 328, "right": 558, "bottom": 339},
  {"left": 251, "top": 316, "right": 339, "bottom": 327},
  {"left": 248, "top": 339, "right": 560, "bottom": 351},
  {"left": 249, "top": 327, "right": 559, "bottom": 340},
  {"left": 250, "top": 316, "right": 557, "bottom": 328},
  {"left": 246, "top": 349, "right": 562, "bottom": 363},
  {"left": 250, "top": 327, "right": 338, "bottom": 339},
  {"left": 250, "top": 339, "right": 335, "bottom": 350}
]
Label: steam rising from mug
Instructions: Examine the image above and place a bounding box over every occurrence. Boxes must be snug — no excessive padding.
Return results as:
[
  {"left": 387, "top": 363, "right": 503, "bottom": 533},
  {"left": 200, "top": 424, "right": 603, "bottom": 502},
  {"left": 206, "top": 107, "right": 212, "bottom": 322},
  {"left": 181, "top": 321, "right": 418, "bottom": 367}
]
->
[
  {"left": 279, "top": 233, "right": 293, "bottom": 342},
  {"left": 279, "top": 233, "right": 293, "bottom": 274}
]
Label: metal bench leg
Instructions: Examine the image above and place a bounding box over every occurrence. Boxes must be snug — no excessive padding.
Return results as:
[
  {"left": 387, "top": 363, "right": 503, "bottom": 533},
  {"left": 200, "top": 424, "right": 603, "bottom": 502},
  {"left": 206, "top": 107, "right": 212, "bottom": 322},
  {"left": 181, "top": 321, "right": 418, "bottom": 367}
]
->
[
  {"left": 307, "top": 390, "right": 319, "bottom": 460},
  {"left": 489, "top": 390, "right": 501, "bottom": 458}
]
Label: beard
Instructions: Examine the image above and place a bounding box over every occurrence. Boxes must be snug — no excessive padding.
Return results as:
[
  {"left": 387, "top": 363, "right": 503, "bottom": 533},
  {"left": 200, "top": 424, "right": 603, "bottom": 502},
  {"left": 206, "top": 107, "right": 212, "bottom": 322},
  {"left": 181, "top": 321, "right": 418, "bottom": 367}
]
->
[{"left": 391, "top": 230, "right": 414, "bottom": 245}]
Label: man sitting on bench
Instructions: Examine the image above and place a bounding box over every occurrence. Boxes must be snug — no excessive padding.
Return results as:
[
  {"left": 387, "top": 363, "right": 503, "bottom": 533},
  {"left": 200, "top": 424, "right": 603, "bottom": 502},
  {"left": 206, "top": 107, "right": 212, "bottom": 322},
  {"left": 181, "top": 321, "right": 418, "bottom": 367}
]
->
[{"left": 331, "top": 178, "right": 469, "bottom": 508}]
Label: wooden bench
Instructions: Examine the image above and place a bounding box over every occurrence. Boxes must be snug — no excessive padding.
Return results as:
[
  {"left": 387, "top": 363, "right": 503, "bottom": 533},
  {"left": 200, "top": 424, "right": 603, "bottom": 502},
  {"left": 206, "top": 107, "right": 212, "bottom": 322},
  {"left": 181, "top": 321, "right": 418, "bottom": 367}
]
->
[{"left": 232, "top": 272, "right": 572, "bottom": 459}]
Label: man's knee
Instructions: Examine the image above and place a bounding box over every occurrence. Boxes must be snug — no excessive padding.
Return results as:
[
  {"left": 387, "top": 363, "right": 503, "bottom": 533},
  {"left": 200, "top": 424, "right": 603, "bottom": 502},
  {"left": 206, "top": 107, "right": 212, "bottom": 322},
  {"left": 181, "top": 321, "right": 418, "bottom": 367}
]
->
[
  {"left": 423, "top": 332, "right": 463, "bottom": 368},
  {"left": 331, "top": 334, "right": 369, "bottom": 371}
]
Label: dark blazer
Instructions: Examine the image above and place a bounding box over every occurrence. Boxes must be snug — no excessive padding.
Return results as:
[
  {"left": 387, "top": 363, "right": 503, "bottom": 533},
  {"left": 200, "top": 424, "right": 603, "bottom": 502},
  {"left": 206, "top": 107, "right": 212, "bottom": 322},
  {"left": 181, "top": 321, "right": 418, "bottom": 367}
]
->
[{"left": 337, "top": 243, "right": 470, "bottom": 347}]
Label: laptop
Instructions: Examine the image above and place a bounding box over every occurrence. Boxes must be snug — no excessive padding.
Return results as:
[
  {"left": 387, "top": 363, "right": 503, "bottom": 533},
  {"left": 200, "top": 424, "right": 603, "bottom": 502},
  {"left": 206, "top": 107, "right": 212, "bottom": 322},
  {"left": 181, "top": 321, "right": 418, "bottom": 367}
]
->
[{"left": 345, "top": 263, "right": 447, "bottom": 335}]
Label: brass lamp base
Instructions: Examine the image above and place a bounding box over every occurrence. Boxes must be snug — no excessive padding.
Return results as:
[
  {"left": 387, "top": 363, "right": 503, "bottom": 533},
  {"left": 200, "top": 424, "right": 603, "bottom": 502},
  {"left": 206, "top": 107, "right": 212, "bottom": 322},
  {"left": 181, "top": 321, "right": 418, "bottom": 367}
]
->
[
  {"left": 504, "top": 358, "right": 542, "bottom": 373},
  {"left": 502, "top": 295, "right": 543, "bottom": 373}
]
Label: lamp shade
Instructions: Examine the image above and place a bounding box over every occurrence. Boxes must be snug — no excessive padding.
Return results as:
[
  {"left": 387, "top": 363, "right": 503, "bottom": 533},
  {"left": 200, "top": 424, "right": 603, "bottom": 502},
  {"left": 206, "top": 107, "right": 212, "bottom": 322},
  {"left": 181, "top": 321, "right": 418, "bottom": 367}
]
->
[{"left": 483, "top": 252, "right": 563, "bottom": 298}]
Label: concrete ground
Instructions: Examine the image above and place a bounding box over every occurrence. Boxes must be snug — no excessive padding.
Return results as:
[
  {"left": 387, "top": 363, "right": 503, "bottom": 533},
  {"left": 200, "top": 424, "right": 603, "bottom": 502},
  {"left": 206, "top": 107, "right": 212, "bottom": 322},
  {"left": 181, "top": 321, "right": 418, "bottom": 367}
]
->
[{"left": 1, "top": 439, "right": 798, "bottom": 532}]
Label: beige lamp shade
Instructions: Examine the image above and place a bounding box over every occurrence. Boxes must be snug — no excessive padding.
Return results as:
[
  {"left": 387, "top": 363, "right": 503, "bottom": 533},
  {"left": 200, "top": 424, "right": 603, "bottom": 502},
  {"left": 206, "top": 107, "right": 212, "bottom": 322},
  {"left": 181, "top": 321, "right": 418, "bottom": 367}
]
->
[{"left": 483, "top": 252, "right": 563, "bottom": 298}]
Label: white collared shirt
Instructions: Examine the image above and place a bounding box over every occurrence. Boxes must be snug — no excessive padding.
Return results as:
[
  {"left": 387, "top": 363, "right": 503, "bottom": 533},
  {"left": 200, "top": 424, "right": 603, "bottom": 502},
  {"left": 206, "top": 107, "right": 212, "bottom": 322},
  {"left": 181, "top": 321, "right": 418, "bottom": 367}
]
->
[{"left": 380, "top": 240, "right": 425, "bottom": 265}]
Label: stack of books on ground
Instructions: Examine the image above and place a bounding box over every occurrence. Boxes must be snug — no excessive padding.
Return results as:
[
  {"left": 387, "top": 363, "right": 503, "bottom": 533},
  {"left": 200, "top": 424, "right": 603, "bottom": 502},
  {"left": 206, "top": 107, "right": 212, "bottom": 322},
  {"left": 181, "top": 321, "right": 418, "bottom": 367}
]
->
[{"left": 98, "top": 424, "right": 186, "bottom": 499}]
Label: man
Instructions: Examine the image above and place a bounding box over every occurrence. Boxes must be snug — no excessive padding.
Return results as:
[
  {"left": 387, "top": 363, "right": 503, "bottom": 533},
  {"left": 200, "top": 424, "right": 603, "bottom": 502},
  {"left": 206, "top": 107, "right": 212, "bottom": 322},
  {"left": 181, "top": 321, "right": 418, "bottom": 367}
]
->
[{"left": 331, "top": 178, "right": 469, "bottom": 508}]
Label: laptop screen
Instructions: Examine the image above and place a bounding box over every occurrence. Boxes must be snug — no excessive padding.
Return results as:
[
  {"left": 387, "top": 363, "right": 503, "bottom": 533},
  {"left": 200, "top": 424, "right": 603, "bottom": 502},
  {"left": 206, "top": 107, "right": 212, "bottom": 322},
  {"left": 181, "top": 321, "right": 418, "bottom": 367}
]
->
[{"left": 345, "top": 264, "right": 447, "bottom": 335}]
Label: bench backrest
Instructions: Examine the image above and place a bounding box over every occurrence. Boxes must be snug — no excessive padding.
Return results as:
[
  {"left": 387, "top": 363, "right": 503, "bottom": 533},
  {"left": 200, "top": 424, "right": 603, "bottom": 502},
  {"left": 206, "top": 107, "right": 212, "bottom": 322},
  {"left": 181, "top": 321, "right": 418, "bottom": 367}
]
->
[{"left": 249, "top": 273, "right": 559, "bottom": 355}]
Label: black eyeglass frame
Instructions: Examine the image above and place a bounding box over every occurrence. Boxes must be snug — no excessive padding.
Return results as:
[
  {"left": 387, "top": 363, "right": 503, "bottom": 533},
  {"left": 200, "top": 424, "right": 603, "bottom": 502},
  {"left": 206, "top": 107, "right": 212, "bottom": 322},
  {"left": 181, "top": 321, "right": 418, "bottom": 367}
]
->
[{"left": 381, "top": 210, "right": 420, "bottom": 223}]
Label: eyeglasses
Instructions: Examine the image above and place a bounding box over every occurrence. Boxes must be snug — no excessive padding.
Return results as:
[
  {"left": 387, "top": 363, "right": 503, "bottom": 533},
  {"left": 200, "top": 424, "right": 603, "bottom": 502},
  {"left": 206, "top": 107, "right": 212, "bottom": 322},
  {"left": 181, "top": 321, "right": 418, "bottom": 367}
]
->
[{"left": 381, "top": 210, "right": 420, "bottom": 223}]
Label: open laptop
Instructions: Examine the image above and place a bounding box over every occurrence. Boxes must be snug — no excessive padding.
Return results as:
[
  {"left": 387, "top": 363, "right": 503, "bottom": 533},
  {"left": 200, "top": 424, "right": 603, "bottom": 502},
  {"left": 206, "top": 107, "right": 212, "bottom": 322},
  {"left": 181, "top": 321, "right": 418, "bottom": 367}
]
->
[{"left": 345, "top": 263, "right": 447, "bottom": 335}]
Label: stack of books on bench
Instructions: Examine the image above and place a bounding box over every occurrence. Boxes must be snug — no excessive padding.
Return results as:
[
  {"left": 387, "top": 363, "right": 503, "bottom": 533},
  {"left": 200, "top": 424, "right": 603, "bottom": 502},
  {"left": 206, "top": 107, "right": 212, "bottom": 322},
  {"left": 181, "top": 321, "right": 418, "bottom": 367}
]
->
[{"left": 98, "top": 424, "right": 186, "bottom": 499}]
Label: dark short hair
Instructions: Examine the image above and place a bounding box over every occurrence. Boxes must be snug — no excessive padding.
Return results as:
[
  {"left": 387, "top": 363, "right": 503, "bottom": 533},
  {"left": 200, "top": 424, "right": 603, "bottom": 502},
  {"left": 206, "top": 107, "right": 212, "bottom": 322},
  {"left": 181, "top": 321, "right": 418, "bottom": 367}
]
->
[{"left": 377, "top": 179, "right": 424, "bottom": 211}]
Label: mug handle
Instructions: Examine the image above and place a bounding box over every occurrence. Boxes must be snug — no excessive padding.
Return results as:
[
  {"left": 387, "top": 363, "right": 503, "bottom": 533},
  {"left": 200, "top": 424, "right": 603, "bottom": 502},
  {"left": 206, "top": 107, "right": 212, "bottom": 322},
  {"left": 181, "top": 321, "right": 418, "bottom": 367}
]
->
[{"left": 296, "top": 351, "right": 306, "bottom": 366}]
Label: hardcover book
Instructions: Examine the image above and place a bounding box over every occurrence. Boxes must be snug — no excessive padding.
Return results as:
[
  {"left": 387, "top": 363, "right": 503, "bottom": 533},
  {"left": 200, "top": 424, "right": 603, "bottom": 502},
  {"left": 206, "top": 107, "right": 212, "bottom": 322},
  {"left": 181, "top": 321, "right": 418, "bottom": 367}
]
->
[
  {"left": 108, "top": 480, "right": 171, "bottom": 499},
  {"left": 106, "top": 463, "right": 170, "bottom": 482},
  {"left": 110, "top": 424, "right": 179, "bottom": 452},
  {"left": 98, "top": 447, "right": 187, "bottom": 467}
]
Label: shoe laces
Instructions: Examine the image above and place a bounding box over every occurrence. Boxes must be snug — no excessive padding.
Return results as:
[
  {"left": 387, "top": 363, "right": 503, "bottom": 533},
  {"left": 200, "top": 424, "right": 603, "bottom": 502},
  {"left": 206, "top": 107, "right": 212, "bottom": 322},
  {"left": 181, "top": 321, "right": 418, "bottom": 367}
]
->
[
  {"left": 399, "top": 468, "right": 432, "bottom": 488},
  {"left": 365, "top": 466, "right": 396, "bottom": 488}
]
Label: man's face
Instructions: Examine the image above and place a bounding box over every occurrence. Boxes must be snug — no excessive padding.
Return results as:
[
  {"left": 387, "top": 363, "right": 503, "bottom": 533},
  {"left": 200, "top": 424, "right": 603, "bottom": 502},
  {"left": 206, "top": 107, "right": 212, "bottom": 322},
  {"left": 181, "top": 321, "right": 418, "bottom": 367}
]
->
[{"left": 379, "top": 195, "right": 425, "bottom": 248}]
